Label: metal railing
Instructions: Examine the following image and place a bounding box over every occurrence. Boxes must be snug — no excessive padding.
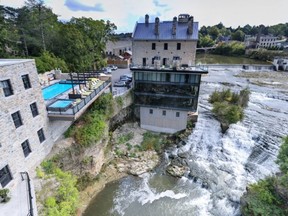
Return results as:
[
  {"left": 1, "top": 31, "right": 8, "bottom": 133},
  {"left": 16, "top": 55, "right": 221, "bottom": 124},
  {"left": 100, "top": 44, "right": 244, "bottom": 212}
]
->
[
  {"left": 20, "top": 172, "right": 34, "bottom": 216},
  {"left": 47, "top": 80, "right": 111, "bottom": 116}
]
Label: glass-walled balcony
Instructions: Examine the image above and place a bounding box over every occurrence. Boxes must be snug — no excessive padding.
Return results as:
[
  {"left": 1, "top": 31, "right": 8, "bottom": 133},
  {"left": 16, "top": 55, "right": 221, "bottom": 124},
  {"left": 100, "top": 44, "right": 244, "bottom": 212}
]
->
[
  {"left": 134, "top": 71, "right": 201, "bottom": 84},
  {"left": 134, "top": 93, "right": 198, "bottom": 111},
  {"left": 134, "top": 82, "right": 199, "bottom": 97}
]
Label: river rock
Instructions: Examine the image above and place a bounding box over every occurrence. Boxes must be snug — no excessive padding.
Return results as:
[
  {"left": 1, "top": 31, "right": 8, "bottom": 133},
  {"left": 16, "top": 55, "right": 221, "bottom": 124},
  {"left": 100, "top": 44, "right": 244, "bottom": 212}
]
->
[
  {"left": 166, "top": 164, "right": 188, "bottom": 178},
  {"left": 127, "top": 151, "right": 159, "bottom": 176}
]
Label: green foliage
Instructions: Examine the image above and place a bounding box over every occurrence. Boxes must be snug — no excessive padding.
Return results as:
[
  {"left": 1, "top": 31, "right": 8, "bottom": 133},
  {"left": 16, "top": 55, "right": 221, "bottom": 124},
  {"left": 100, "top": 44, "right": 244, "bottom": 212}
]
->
[
  {"left": 241, "top": 177, "right": 287, "bottom": 216},
  {"left": 241, "top": 136, "right": 288, "bottom": 216},
  {"left": 0, "top": 189, "right": 10, "bottom": 203},
  {"left": 41, "top": 167, "right": 79, "bottom": 216},
  {"left": 276, "top": 136, "right": 288, "bottom": 173},
  {"left": 73, "top": 111, "right": 106, "bottom": 147},
  {"left": 36, "top": 166, "right": 45, "bottom": 178},
  {"left": 118, "top": 132, "right": 134, "bottom": 144},
  {"left": 198, "top": 35, "right": 215, "bottom": 47},
  {"left": 246, "top": 49, "right": 288, "bottom": 61},
  {"left": 231, "top": 29, "right": 245, "bottom": 41},
  {"left": 76, "top": 173, "right": 97, "bottom": 191},
  {"left": 213, "top": 41, "right": 245, "bottom": 56},
  {"left": 116, "top": 96, "right": 124, "bottom": 107},
  {"left": 126, "top": 143, "right": 133, "bottom": 151},
  {"left": 41, "top": 160, "right": 56, "bottom": 174},
  {"left": 209, "top": 88, "right": 250, "bottom": 125},
  {"left": 35, "top": 51, "right": 68, "bottom": 73},
  {"left": 65, "top": 93, "right": 114, "bottom": 147},
  {"left": 141, "top": 132, "right": 163, "bottom": 152}
]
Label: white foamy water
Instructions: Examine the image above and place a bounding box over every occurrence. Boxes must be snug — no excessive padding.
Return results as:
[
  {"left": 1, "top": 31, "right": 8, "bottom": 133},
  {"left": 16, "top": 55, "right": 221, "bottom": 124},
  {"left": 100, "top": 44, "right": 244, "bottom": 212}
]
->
[{"left": 84, "top": 68, "right": 288, "bottom": 216}]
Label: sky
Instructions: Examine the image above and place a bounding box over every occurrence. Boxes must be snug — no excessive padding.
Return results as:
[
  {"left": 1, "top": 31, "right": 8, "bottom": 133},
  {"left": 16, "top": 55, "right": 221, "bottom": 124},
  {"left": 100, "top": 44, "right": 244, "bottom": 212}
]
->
[{"left": 1, "top": 0, "right": 287, "bottom": 33}]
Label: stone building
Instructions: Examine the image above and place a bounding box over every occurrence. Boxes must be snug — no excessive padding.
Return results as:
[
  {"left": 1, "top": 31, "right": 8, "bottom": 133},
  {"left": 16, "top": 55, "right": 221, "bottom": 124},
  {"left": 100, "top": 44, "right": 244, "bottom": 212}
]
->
[
  {"left": 0, "top": 59, "right": 75, "bottom": 215},
  {"left": 131, "top": 14, "right": 208, "bottom": 133}
]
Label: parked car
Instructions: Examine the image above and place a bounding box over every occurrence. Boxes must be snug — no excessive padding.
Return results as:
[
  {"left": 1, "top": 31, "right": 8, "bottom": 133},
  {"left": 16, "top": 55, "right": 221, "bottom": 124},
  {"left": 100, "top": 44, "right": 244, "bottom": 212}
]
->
[
  {"left": 120, "top": 74, "right": 132, "bottom": 81},
  {"left": 113, "top": 81, "right": 126, "bottom": 87},
  {"left": 120, "top": 76, "right": 131, "bottom": 83},
  {"left": 108, "top": 65, "right": 118, "bottom": 70},
  {"left": 102, "top": 67, "right": 112, "bottom": 74}
]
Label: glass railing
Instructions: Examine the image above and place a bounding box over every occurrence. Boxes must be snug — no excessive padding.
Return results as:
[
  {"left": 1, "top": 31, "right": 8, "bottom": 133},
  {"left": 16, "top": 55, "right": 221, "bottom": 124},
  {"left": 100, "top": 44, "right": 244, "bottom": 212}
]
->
[{"left": 47, "top": 80, "right": 111, "bottom": 116}]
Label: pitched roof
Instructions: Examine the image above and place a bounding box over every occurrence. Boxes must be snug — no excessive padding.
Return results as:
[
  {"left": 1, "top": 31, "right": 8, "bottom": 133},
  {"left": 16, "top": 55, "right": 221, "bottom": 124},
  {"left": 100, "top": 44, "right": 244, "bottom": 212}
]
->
[{"left": 133, "top": 21, "right": 199, "bottom": 41}]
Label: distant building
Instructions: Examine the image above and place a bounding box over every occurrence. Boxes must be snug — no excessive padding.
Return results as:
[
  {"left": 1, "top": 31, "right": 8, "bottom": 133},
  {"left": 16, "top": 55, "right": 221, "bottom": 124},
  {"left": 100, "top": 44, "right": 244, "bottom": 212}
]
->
[
  {"left": 105, "top": 39, "right": 132, "bottom": 57},
  {"left": 131, "top": 14, "right": 208, "bottom": 133},
  {"left": 273, "top": 57, "right": 288, "bottom": 71},
  {"left": 244, "top": 35, "right": 257, "bottom": 48},
  {"left": 256, "top": 35, "right": 283, "bottom": 49}
]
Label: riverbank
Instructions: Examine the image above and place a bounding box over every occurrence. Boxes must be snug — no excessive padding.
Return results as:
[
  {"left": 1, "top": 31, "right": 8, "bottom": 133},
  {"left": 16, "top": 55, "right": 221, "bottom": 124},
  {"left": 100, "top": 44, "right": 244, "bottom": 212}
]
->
[{"left": 78, "top": 122, "right": 165, "bottom": 215}]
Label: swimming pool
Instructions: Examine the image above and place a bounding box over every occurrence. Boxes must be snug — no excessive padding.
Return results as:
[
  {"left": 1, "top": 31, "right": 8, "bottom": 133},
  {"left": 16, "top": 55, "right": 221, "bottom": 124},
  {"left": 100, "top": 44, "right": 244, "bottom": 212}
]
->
[
  {"left": 47, "top": 99, "right": 74, "bottom": 111},
  {"left": 42, "top": 83, "right": 73, "bottom": 100}
]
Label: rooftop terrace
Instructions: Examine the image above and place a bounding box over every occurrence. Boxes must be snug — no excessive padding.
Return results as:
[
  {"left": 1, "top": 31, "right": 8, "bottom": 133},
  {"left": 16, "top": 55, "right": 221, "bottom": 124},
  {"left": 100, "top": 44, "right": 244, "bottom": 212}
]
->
[{"left": 130, "top": 65, "right": 208, "bottom": 74}]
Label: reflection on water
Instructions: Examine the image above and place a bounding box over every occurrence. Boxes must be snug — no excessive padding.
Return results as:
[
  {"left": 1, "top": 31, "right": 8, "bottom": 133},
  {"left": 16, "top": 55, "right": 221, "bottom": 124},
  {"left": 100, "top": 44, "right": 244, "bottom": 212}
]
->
[{"left": 196, "top": 53, "right": 270, "bottom": 65}]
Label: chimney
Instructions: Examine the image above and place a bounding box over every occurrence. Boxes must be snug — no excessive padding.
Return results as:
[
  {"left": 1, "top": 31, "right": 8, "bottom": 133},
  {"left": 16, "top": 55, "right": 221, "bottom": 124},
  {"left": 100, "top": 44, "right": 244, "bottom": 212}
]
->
[
  {"left": 154, "top": 17, "right": 159, "bottom": 35},
  {"left": 145, "top": 14, "right": 149, "bottom": 26},
  {"left": 172, "top": 16, "right": 177, "bottom": 35},
  {"left": 187, "top": 16, "right": 194, "bottom": 35}
]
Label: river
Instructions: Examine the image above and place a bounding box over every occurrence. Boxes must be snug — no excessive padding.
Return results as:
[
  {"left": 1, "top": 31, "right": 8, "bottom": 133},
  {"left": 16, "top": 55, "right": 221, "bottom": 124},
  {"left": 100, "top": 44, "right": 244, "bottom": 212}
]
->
[
  {"left": 83, "top": 67, "right": 288, "bottom": 216},
  {"left": 196, "top": 53, "right": 270, "bottom": 65}
]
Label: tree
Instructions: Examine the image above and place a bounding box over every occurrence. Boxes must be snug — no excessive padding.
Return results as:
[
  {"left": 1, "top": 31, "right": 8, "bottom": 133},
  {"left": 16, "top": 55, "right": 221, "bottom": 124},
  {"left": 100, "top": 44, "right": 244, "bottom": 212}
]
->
[
  {"left": 277, "top": 136, "right": 288, "bottom": 173},
  {"left": 208, "top": 26, "right": 220, "bottom": 40},
  {"left": 198, "top": 35, "right": 215, "bottom": 47},
  {"left": 232, "top": 29, "right": 245, "bottom": 41}
]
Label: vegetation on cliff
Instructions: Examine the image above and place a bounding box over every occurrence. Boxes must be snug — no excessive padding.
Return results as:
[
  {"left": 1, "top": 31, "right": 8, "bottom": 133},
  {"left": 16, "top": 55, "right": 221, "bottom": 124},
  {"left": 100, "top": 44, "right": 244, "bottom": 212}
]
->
[
  {"left": 65, "top": 93, "right": 113, "bottom": 147},
  {"left": 208, "top": 88, "right": 250, "bottom": 130},
  {"left": 241, "top": 136, "right": 288, "bottom": 216},
  {"left": 36, "top": 159, "right": 79, "bottom": 216}
]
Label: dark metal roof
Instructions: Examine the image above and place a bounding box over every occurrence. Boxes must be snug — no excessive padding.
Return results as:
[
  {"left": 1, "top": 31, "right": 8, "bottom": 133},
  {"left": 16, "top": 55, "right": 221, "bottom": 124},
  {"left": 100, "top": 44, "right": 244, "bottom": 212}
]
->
[{"left": 133, "top": 21, "right": 199, "bottom": 41}]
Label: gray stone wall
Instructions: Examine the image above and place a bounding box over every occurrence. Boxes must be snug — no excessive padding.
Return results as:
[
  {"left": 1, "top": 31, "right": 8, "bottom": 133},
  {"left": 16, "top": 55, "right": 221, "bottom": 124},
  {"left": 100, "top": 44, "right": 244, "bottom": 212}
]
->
[
  {"left": 140, "top": 107, "right": 187, "bottom": 133},
  {"left": 132, "top": 40, "right": 197, "bottom": 66},
  {"left": 0, "top": 60, "right": 53, "bottom": 190}
]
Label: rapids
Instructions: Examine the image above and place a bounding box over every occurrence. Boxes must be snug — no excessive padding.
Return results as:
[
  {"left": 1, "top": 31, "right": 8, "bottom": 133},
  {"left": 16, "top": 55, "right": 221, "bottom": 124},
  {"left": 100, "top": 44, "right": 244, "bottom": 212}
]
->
[{"left": 84, "top": 68, "right": 288, "bottom": 216}]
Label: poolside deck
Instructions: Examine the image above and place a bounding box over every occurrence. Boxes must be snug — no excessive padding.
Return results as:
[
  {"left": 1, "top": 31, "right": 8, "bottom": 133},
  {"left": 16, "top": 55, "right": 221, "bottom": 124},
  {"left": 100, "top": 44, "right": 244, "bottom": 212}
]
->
[{"left": 47, "top": 79, "right": 111, "bottom": 121}]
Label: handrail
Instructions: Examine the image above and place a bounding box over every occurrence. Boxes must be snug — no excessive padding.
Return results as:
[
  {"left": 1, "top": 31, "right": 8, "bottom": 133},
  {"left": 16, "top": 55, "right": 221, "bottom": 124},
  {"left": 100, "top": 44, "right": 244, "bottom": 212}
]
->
[
  {"left": 20, "top": 172, "right": 34, "bottom": 216},
  {"left": 47, "top": 79, "right": 111, "bottom": 116}
]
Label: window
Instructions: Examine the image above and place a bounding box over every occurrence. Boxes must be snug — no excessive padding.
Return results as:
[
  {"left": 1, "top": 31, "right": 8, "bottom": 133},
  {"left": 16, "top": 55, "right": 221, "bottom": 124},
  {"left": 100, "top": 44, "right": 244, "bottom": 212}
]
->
[
  {"left": 1, "top": 80, "right": 13, "bottom": 97},
  {"left": 149, "top": 109, "right": 153, "bottom": 114},
  {"left": 164, "top": 43, "right": 168, "bottom": 50},
  {"left": 11, "top": 111, "right": 23, "bottom": 128},
  {"left": 162, "top": 110, "right": 166, "bottom": 116},
  {"left": 0, "top": 165, "right": 12, "bottom": 187},
  {"left": 177, "top": 43, "right": 181, "bottom": 50},
  {"left": 176, "top": 112, "right": 180, "bottom": 117},
  {"left": 21, "top": 140, "right": 32, "bottom": 157},
  {"left": 22, "top": 74, "right": 31, "bottom": 89},
  {"left": 30, "top": 102, "right": 39, "bottom": 117},
  {"left": 37, "top": 128, "right": 46, "bottom": 143},
  {"left": 152, "top": 43, "right": 156, "bottom": 50}
]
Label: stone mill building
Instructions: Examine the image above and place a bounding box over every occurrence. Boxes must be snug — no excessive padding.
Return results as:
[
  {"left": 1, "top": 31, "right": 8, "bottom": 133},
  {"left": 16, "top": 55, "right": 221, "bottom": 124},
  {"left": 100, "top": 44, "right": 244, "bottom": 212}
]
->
[{"left": 130, "top": 14, "right": 208, "bottom": 133}]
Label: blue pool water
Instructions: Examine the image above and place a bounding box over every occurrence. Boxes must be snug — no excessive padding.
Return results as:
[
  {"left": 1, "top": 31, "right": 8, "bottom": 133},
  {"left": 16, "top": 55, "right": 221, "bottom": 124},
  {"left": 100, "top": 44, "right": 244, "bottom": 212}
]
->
[
  {"left": 42, "top": 83, "right": 73, "bottom": 100},
  {"left": 49, "top": 100, "right": 73, "bottom": 108}
]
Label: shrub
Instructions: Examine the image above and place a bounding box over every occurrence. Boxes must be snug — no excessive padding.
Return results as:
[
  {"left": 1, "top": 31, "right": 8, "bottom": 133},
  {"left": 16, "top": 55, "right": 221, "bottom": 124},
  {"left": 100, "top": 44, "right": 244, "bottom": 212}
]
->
[
  {"left": 141, "top": 132, "right": 163, "bottom": 152},
  {"left": 118, "top": 132, "right": 134, "bottom": 144},
  {"left": 36, "top": 167, "right": 45, "bottom": 179},
  {"left": 65, "top": 93, "right": 114, "bottom": 147},
  {"left": 0, "top": 189, "right": 10, "bottom": 203},
  {"left": 276, "top": 136, "right": 288, "bottom": 173},
  {"left": 209, "top": 88, "right": 250, "bottom": 126},
  {"left": 43, "top": 168, "right": 79, "bottom": 216}
]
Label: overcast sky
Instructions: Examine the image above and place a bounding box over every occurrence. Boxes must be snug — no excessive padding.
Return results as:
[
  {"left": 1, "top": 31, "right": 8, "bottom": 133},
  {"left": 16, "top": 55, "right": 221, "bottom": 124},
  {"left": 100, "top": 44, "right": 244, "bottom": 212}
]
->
[{"left": 1, "top": 0, "right": 287, "bottom": 33}]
